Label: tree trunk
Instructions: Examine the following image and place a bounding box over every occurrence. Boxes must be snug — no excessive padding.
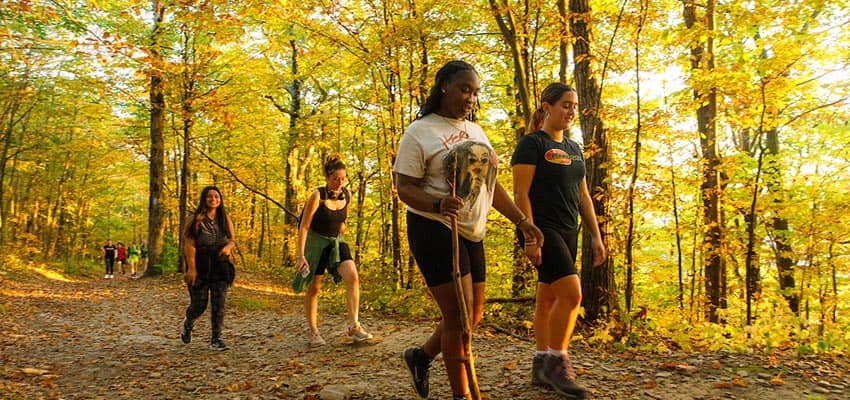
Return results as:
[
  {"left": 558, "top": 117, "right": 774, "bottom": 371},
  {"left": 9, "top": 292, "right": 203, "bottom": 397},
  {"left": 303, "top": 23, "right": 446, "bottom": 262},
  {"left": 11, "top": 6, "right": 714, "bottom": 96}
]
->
[
  {"left": 570, "top": 0, "right": 617, "bottom": 322},
  {"left": 489, "top": 0, "right": 534, "bottom": 134},
  {"left": 557, "top": 0, "right": 569, "bottom": 84},
  {"left": 765, "top": 127, "right": 799, "bottom": 313},
  {"left": 684, "top": 0, "right": 723, "bottom": 323},
  {"left": 144, "top": 0, "right": 167, "bottom": 277}
]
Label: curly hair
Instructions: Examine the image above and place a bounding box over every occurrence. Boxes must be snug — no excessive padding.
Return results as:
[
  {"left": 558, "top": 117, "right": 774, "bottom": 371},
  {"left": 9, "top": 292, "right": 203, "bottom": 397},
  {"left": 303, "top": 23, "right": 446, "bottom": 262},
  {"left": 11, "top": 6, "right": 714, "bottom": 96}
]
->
[{"left": 323, "top": 153, "right": 346, "bottom": 176}]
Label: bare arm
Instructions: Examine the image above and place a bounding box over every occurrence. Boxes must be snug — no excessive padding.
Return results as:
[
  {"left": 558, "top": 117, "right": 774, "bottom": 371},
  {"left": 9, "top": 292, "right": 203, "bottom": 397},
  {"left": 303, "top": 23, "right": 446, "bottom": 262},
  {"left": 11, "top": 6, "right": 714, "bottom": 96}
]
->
[
  {"left": 578, "top": 179, "right": 607, "bottom": 266},
  {"left": 395, "top": 173, "right": 463, "bottom": 217},
  {"left": 182, "top": 215, "right": 198, "bottom": 285},
  {"left": 511, "top": 164, "right": 543, "bottom": 265},
  {"left": 295, "top": 190, "right": 321, "bottom": 275}
]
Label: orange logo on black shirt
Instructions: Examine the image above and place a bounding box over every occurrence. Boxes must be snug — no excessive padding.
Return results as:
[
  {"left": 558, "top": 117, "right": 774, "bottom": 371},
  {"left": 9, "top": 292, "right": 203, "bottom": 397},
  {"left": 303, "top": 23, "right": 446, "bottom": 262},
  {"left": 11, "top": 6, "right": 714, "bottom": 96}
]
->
[{"left": 545, "top": 149, "right": 572, "bottom": 165}]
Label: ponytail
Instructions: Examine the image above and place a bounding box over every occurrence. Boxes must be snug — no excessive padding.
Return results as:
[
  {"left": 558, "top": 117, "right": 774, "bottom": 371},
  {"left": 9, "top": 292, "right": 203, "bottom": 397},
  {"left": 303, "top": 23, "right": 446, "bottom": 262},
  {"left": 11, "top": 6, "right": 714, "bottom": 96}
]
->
[
  {"left": 529, "top": 107, "right": 546, "bottom": 133},
  {"left": 524, "top": 83, "right": 577, "bottom": 135}
]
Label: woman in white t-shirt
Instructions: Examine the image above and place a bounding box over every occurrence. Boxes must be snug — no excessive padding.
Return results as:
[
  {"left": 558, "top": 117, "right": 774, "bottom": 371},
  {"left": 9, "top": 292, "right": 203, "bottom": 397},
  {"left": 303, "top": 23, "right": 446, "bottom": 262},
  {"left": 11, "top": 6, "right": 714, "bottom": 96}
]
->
[{"left": 394, "top": 60, "right": 544, "bottom": 400}]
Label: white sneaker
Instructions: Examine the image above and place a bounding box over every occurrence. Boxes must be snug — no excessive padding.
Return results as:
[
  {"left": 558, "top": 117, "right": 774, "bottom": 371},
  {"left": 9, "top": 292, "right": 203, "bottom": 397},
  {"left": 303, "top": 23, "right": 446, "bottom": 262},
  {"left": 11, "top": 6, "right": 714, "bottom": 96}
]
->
[
  {"left": 108, "top": 274, "right": 114, "bottom": 279},
  {"left": 307, "top": 329, "right": 326, "bottom": 347},
  {"left": 346, "top": 322, "right": 373, "bottom": 342},
  {"left": 104, "top": 274, "right": 109, "bottom": 279}
]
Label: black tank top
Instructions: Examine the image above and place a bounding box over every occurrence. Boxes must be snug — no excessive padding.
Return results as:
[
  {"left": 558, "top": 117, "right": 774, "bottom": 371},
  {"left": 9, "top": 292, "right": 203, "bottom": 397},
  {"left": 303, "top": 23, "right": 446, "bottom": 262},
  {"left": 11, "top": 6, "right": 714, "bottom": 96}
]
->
[{"left": 309, "top": 187, "right": 349, "bottom": 237}]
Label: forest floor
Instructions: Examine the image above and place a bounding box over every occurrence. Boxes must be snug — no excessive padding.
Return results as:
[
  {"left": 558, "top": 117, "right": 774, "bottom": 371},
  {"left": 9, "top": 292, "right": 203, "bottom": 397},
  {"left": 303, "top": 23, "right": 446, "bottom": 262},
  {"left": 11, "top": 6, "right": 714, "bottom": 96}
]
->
[{"left": 1, "top": 263, "right": 848, "bottom": 400}]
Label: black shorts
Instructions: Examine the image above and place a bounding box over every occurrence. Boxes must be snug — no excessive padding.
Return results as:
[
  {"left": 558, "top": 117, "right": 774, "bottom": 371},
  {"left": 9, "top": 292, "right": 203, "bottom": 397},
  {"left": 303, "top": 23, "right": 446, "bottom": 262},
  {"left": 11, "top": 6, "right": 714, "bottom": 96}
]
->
[
  {"left": 314, "top": 242, "right": 353, "bottom": 276},
  {"left": 526, "top": 227, "right": 578, "bottom": 284},
  {"left": 406, "top": 211, "right": 485, "bottom": 287}
]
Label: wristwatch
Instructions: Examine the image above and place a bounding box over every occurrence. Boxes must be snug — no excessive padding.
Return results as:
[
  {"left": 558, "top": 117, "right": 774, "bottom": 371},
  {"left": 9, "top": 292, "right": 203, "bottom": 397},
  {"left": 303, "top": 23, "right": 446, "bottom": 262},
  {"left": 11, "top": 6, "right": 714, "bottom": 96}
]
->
[{"left": 432, "top": 198, "right": 442, "bottom": 213}]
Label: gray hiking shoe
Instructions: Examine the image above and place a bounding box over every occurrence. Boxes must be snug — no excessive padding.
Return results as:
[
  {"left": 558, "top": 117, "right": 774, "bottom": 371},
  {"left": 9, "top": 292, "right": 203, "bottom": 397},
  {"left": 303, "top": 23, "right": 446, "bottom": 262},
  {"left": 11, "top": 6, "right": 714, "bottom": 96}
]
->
[
  {"left": 541, "top": 353, "right": 587, "bottom": 399},
  {"left": 180, "top": 318, "right": 192, "bottom": 344},
  {"left": 531, "top": 354, "right": 546, "bottom": 386},
  {"left": 209, "top": 337, "right": 228, "bottom": 351},
  {"left": 402, "top": 347, "right": 431, "bottom": 398}
]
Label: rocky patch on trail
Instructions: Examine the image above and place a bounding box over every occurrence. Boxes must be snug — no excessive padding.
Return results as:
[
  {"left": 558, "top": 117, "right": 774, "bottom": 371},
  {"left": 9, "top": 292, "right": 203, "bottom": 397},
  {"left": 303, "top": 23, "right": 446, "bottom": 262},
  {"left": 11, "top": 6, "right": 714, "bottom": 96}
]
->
[{"left": 1, "top": 269, "right": 847, "bottom": 399}]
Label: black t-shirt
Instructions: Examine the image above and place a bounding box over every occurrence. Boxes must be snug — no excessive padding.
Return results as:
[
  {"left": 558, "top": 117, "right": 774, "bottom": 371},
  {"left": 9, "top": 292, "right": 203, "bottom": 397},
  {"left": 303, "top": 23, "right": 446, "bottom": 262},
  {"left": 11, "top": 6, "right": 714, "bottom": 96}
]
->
[
  {"left": 103, "top": 244, "right": 117, "bottom": 259},
  {"left": 510, "top": 130, "right": 585, "bottom": 231}
]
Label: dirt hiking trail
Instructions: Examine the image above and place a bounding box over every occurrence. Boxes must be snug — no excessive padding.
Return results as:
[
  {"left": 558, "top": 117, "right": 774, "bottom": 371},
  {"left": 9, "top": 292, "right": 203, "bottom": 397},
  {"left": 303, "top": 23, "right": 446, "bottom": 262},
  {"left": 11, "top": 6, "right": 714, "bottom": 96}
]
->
[{"left": 1, "top": 267, "right": 847, "bottom": 399}]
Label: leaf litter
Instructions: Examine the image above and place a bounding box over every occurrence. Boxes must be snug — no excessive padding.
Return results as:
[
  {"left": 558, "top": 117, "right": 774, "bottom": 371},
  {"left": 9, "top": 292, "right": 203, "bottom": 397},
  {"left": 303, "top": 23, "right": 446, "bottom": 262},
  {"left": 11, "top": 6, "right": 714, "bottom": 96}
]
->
[{"left": 0, "top": 269, "right": 847, "bottom": 399}]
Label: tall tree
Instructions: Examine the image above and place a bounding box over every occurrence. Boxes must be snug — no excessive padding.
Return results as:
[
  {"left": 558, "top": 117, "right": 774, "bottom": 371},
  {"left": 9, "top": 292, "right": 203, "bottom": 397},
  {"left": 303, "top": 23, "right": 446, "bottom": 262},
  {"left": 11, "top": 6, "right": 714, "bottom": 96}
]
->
[
  {"left": 683, "top": 0, "right": 723, "bottom": 323},
  {"left": 144, "top": 0, "right": 167, "bottom": 276},
  {"left": 569, "top": 0, "right": 617, "bottom": 322}
]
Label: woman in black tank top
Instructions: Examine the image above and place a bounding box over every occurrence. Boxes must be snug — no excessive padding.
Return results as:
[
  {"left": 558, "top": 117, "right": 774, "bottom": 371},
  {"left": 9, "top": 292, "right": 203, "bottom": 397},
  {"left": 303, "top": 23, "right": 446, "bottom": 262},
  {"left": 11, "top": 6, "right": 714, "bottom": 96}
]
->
[{"left": 295, "top": 154, "right": 372, "bottom": 346}]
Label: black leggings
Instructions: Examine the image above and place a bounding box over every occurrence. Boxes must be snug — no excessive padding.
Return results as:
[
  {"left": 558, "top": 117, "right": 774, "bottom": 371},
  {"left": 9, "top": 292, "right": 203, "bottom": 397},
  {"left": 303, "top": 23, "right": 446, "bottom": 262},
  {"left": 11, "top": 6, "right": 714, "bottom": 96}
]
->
[
  {"left": 184, "top": 247, "right": 229, "bottom": 340},
  {"left": 104, "top": 258, "right": 115, "bottom": 275},
  {"left": 185, "top": 279, "right": 228, "bottom": 339}
]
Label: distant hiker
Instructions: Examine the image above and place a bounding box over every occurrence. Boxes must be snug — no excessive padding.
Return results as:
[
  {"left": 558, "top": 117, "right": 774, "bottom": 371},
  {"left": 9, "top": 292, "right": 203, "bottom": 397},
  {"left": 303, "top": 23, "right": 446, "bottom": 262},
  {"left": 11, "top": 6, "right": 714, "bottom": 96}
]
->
[
  {"left": 116, "top": 242, "right": 128, "bottom": 275},
  {"left": 127, "top": 242, "right": 141, "bottom": 278},
  {"left": 102, "top": 239, "right": 117, "bottom": 279},
  {"left": 511, "top": 83, "right": 607, "bottom": 399},
  {"left": 138, "top": 240, "right": 149, "bottom": 275},
  {"left": 293, "top": 154, "right": 372, "bottom": 347},
  {"left": 393, "top": 60, "right": 543, "bottom": 400},
  {"left": 180, "top": 185, "right": 236, "bottom": 351}
]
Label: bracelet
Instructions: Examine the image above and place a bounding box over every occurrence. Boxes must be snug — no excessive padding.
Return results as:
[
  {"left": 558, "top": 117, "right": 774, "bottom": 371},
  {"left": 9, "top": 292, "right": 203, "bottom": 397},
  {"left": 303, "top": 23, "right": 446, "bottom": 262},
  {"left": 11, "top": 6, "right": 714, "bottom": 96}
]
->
[
  {"left": 516, "top": 216, "right": 528, "bottom": 226},
  {"left": 296, "top": 255, "right": 306, "bottom": 259}
]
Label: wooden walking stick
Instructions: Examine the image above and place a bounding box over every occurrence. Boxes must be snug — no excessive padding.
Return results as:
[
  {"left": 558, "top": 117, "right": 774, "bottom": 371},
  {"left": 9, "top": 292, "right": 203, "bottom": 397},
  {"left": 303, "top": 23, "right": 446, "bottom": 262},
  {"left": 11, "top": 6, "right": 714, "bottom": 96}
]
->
[{"left": 449, "top": 153, "right": 482, "bottom": 400}]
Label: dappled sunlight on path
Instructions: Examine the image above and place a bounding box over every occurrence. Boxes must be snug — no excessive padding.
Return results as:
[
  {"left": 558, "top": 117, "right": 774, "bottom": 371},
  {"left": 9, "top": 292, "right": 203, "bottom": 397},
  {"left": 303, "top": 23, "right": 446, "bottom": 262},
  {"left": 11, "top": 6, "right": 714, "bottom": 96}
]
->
[{"left": 1, "top": 264, "right": 848, "bottom": 399}]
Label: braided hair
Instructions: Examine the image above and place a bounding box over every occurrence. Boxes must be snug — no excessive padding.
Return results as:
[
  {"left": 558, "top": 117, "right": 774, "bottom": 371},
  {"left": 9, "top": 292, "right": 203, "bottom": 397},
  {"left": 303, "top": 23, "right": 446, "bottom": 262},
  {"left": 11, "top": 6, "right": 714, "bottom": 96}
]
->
[{"left": 418, "top": 60, "right": 478, "bottom": 122}]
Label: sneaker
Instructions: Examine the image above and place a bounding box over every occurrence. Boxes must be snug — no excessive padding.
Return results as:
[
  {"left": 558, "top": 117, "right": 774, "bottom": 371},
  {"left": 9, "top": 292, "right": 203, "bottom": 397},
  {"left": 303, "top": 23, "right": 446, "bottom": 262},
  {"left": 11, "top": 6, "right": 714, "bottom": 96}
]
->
[
  {"left": 180, "top": 318, "right": 192, "bottom": 344},
  {"left": 307, "top": 329, "right": 326, "bottom": 347},
  {"left": 346, "top": 322, "right": 373, "bottom": 342},
  {"left": 104, "top": 274, "right": 110, "bottom": 279},
  {"left": 209, "top": 338, "right": 227, "bottom": 351},
  {"left": 540, "top": 353, "right": 587, "bottom": 399},
  {"left": 531, "top": 354, "right": 545, "bottom": 386},
  {"left": 402, "top": 347, "right": 431, "bottom": 398},
  {"left": 108, "top": 274, "right": 114, "bottom": 279}
]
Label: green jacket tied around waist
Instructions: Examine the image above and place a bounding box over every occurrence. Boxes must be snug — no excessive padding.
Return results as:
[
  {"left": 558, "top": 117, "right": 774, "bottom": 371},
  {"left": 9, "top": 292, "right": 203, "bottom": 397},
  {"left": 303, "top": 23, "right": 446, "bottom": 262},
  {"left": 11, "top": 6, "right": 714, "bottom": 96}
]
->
[{"left": 291, "top": 229, "right": 346, "bottom": 293}]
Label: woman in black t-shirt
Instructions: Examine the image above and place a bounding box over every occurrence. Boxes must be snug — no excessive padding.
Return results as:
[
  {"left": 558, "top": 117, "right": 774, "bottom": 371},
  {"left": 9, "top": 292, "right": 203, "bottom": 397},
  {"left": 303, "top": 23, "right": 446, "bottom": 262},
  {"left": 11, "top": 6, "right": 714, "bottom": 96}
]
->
[
  {"left": 180, "top": 185, "right": 236, "bottom": 351},
  {"left": 295, "top": 154, "right": 372, "bottom": 347},
  {"left": 511, "top": 83, "right": 607, "bottom": 399}
]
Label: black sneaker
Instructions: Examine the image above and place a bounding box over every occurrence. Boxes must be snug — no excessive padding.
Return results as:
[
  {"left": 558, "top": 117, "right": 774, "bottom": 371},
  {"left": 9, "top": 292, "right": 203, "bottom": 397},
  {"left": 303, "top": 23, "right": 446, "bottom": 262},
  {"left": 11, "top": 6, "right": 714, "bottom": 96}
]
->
[
  {"left": 180, "top": 318, "right": 192, "bottom": 344},
  {"left": 209, "top": 338, "right": 228, "bottom": 351},
  {"left": 540, "top": 353, "right": 587, "bottom": 399},
  {"left": 402, "top": 347, "right": 431, "bottom": 398},
  {"left": 531, "top": 354, "right": 545, "bottom": 386}
]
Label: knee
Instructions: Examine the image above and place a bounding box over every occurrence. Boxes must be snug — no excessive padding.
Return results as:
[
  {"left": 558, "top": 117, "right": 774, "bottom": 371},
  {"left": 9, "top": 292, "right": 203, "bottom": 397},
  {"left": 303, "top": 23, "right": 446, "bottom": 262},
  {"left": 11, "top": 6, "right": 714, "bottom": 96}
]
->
[
  {"left": 305, "top": 285, "right": 321, "bottom": 298},
  {"left": 562, "top": 291, "right": 582, "bottom": 308},
  {"left": 345, "top": 271, "right": 359, "bottom": 287}
]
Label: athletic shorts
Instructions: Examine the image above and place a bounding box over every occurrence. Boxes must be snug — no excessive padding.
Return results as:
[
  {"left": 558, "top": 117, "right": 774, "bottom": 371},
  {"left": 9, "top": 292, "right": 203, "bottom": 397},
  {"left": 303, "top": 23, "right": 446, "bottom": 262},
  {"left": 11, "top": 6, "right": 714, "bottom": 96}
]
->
[
  {"left": 524, "top": 226, "right": 578, "bottom": 284},
  {"left": 406, "top": 211, "right": 485, "bottom": 287},
  {"left": 314, "top": 242, "right": 353, "bottom": 276}
]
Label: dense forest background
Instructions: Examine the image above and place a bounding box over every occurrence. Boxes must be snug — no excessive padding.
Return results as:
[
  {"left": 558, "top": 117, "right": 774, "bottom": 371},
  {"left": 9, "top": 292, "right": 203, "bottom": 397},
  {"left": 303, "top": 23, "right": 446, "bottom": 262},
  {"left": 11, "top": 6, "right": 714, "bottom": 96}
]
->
[{"left": 2, "top": 0, "right": 848, "bottom": 353}]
